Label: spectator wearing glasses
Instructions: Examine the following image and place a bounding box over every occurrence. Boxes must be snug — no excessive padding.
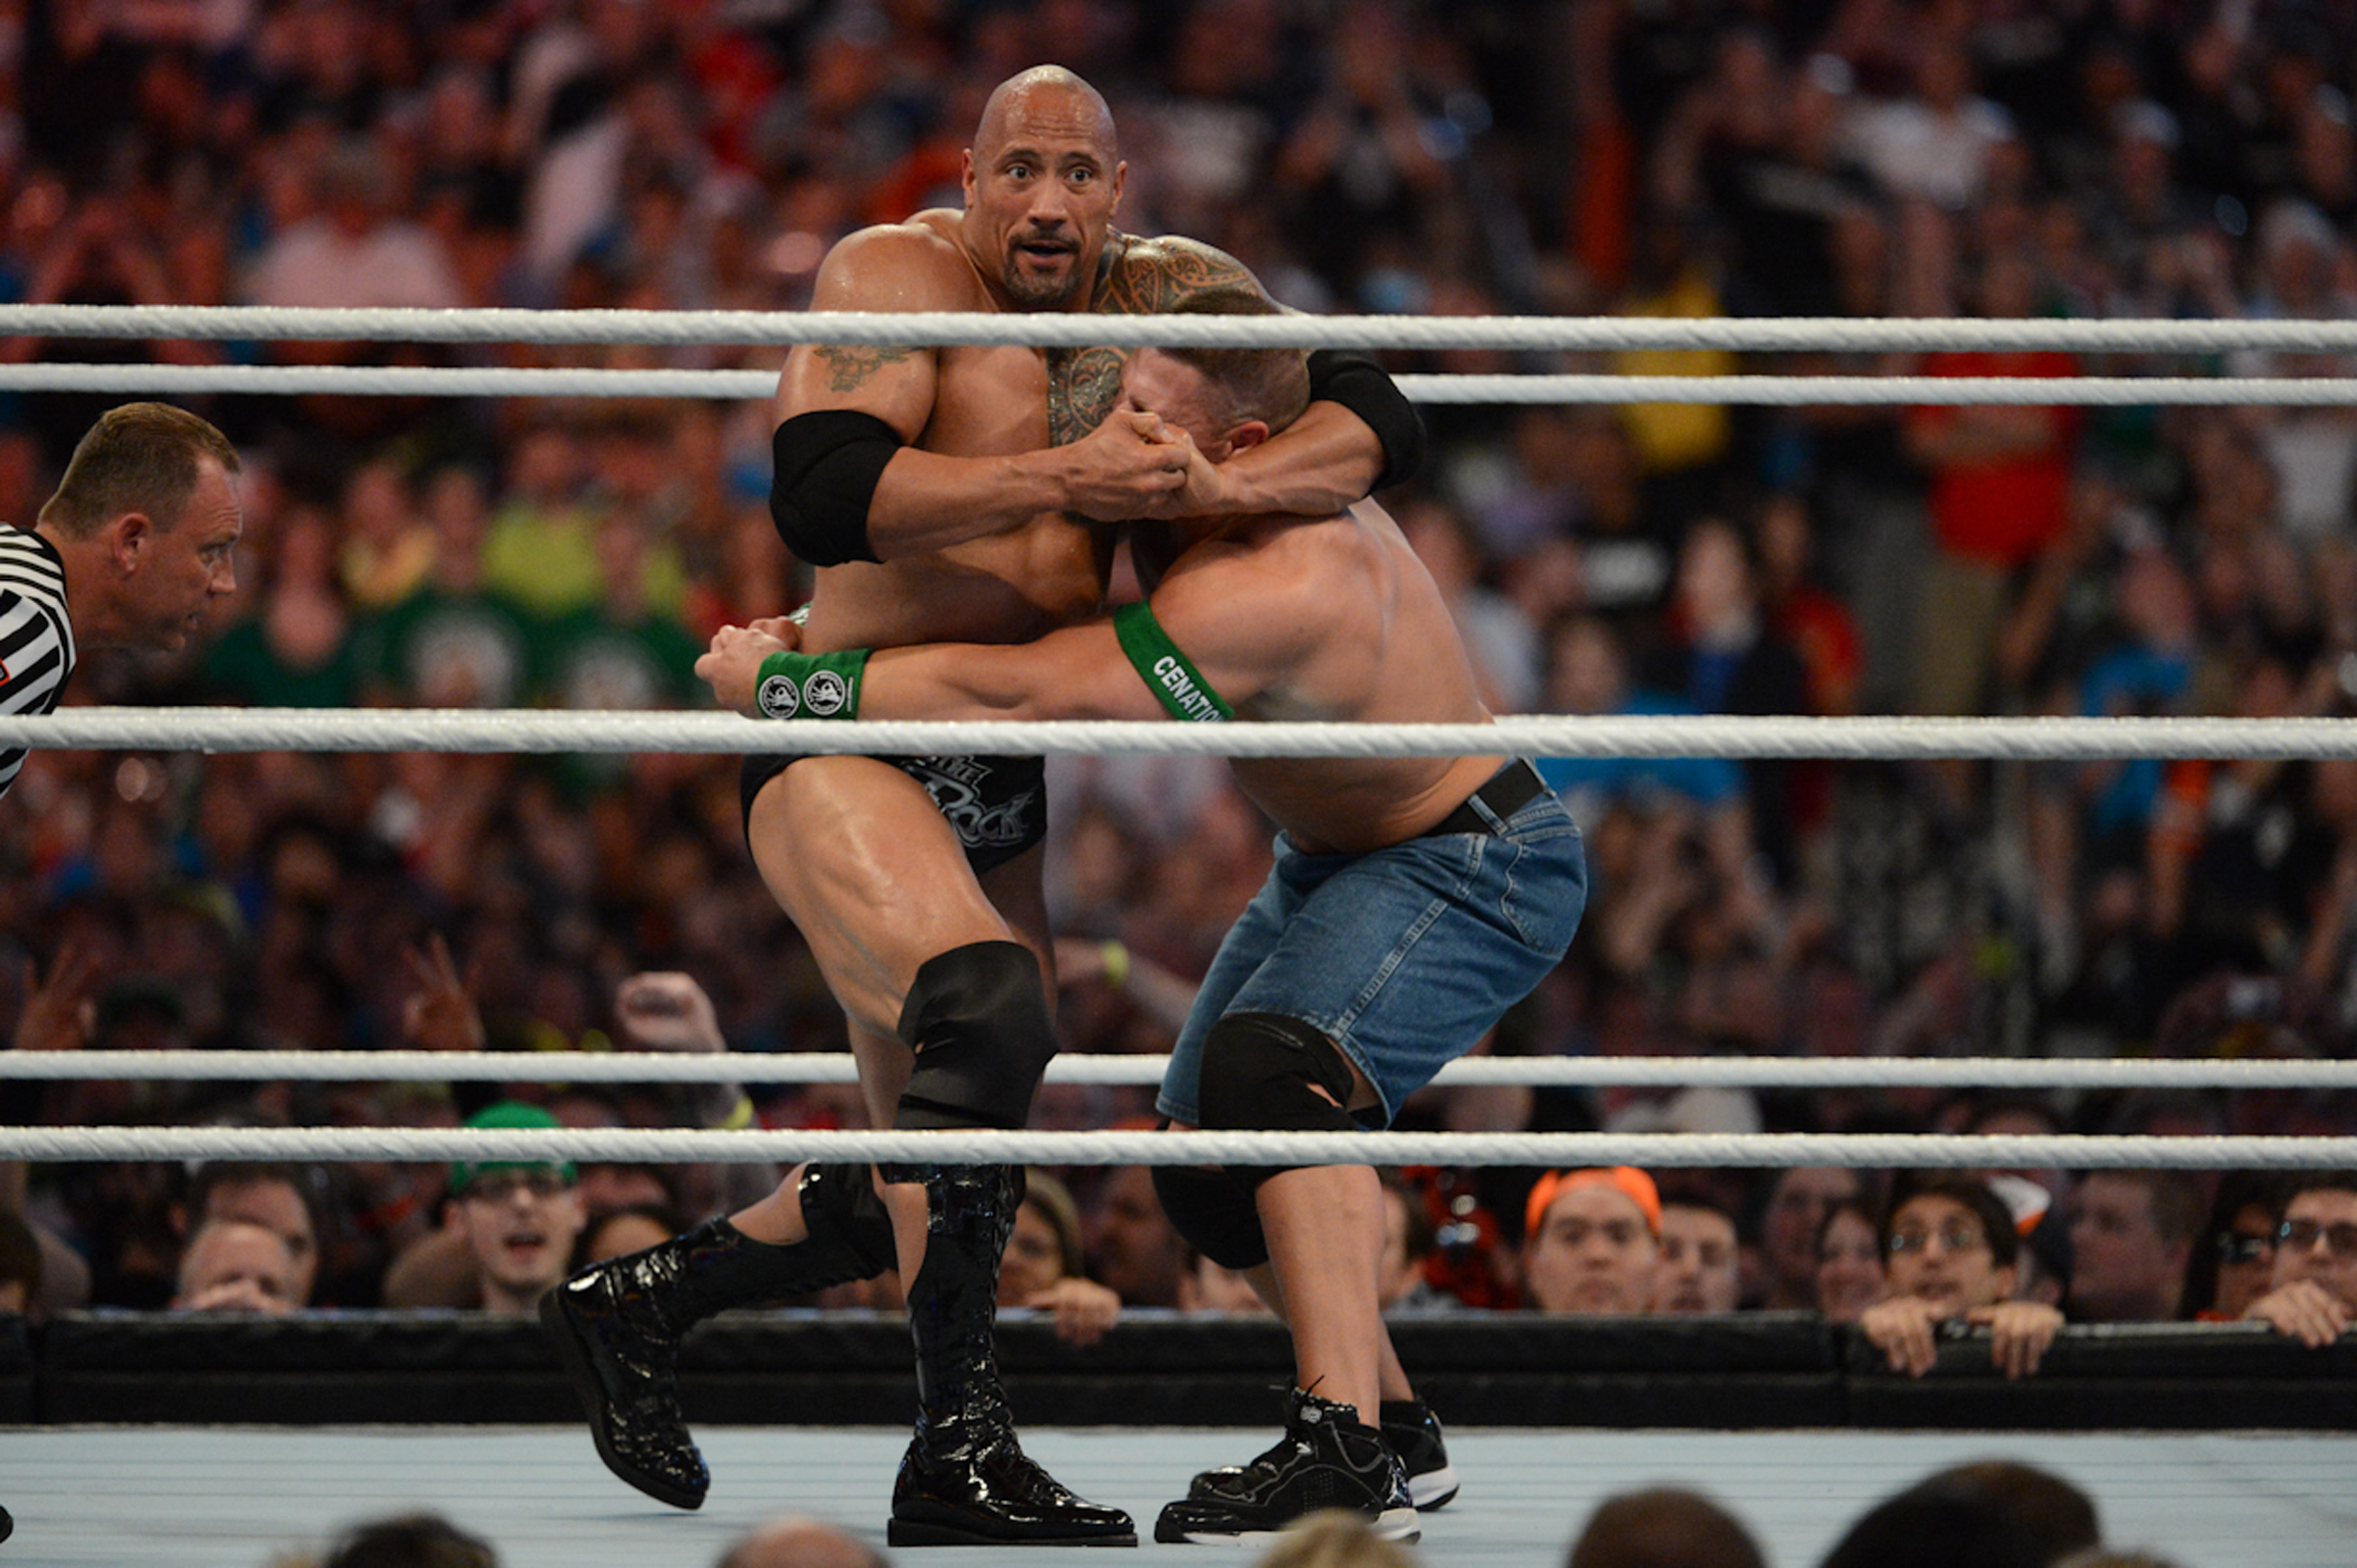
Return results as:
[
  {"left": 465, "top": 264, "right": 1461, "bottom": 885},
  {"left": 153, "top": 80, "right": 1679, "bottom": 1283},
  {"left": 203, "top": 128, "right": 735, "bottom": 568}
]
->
[
  {"left": 2241, "top": 1171, "right": 2357, "bottom": 1348},
  {"left": 1858, "top": 1174, "right": 2063, "bottom": 1379},
  {"left": 445, "top": 1102, "right": 587, "bottom": 1317},
  {"left": 2185, "top": 1173, "right": 2280, "bottom": 1322}
]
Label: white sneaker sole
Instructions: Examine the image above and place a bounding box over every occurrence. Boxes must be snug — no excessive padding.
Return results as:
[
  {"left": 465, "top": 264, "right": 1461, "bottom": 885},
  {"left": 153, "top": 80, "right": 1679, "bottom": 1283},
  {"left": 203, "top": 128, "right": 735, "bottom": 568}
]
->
[
  {"left": 1409, "top": 1462, "right": 1461, "bottom": 1510},
  {"left": 1179, "top": 1508, "right": 1422, "bottom": 1548}
]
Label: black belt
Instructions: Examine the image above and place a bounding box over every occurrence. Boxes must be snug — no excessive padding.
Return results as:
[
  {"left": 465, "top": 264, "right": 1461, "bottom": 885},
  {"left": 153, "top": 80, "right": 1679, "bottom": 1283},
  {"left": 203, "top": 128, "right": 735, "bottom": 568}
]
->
[{"left": 1421, "top": 759, "right": 1550, "bottom": 839}]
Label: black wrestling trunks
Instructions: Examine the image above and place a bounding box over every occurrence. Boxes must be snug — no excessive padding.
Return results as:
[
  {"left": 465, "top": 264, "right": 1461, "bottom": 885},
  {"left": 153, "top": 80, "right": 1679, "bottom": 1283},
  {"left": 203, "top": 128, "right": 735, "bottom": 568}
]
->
[{"left": 739, "top": 752, "right": 1049, "bottom": 875}]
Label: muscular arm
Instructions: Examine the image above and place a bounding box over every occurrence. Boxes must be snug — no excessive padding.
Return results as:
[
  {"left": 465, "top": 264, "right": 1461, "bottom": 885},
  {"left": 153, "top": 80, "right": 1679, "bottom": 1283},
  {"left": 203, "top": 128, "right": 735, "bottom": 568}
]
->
[
  {"left": 704, "top": 529, "right": 1339, "bottom": 721},
  {"left": 773, "top": 223, "right": 1186, "bottom": 560},
  {"left": 1185, "top": 401, "right": 1387, "bottom": 517},
  {"left": 860, "top": 540, "right": 1326, "bottom": 721},
  {"left": 1157, "top": 347, "right": 1419, "bottom": 521},
  {"left": 1096, "top": 239, "right": 1417, "bottom": 521},
  {"left": 859, "top": 621, "right": 1169, "bottom": 722},
  {"left": 852, "top": 422, "right": 1182, "bottom": 558}
]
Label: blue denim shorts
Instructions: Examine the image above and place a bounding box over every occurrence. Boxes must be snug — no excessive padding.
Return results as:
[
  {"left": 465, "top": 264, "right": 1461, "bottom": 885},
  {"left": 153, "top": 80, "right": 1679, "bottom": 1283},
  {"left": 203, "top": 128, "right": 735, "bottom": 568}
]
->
[{"left": 1158, "top": 763, "right": 1588, "bottom": 1127}]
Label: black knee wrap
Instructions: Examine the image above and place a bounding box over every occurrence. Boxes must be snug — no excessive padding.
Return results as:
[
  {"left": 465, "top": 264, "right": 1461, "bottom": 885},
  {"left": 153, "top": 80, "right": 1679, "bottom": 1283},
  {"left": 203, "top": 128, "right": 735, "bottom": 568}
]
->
[
  {"left": 1154, "top": 1163, "right": 1270, "bottom": 1271},
  {"left": 894, "top": 941, "right": 1058, "bottom": 1131},
  {"left": 1195, "top": 1012, "right": 1357, "bottom": 1192}
]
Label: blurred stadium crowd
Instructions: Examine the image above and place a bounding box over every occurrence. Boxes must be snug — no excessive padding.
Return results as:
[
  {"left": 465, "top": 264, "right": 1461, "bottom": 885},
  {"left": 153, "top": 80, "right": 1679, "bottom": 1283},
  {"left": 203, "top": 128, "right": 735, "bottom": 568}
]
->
[{"left": 2, "top": 0, "right": 2356, "bottom": 1319}]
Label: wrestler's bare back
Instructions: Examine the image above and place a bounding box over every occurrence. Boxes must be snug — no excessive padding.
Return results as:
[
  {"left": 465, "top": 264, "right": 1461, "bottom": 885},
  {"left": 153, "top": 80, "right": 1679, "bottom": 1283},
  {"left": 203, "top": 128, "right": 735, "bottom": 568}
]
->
[{"left": 1177, "top": 501, "right": 1507, "bottom": 855}]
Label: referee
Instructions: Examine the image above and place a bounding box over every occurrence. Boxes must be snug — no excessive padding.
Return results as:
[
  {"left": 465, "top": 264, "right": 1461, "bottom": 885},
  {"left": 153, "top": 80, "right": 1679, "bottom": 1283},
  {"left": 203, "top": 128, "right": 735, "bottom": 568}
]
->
[
  {"left": 0, "top": 401, "right": 240, "bottom": 1550},
  {"left": 1, "top": 401, "right": 242, "bottom": 799}
]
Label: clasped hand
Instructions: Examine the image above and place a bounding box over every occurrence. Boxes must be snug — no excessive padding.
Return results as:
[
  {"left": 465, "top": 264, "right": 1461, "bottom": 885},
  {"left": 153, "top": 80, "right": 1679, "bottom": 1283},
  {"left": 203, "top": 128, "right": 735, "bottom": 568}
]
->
[
  {"left": 697, "top": 617, "right": 803, "bottom": 714},
  {"left": 1062, "top": 410, "right": 1230, "bottom": 520}
]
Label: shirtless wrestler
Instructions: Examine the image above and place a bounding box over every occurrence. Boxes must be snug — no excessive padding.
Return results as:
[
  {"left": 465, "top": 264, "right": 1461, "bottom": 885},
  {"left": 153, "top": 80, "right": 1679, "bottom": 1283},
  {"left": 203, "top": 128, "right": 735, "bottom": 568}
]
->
[
  {"left": 703, "top": 299, "right": 1588, "bottom": 1545},
  {"left": 541, "top": 69, "right": 1420, "bottom": 1548}
]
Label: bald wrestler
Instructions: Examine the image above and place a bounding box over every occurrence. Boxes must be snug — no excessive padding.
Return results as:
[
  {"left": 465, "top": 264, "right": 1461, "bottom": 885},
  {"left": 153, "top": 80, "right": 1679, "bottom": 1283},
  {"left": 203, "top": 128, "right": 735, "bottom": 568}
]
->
[
  {"left": 703, "top": 294, "right": 1585, "bottom": 1544},
  {"left": 543, "top": 67, "right": 1420, "bottom": 1548}
]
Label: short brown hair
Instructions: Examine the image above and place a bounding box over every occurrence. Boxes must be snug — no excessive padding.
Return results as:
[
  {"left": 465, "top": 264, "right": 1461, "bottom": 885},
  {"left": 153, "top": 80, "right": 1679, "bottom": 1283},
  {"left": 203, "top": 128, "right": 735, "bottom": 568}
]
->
[
  {"left": 1568, "top": 1487, "right": 1766, "bottom": 1568},
  {"left": 2083, "top": 1169, "right": 2204, "bottom": 1245},
  {"left": 37, "top": 402, "right": 240, "bottom": 540},
  {"left": 1161, "top": 289, "right": 1311, "bottom": 436}
]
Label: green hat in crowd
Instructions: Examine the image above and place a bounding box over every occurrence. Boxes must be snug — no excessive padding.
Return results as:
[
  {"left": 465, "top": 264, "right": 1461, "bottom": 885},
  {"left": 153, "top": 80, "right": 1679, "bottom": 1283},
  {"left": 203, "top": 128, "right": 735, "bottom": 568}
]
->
[{"left": 448, "top": 1100, "right": 577, "bottom": 1195}]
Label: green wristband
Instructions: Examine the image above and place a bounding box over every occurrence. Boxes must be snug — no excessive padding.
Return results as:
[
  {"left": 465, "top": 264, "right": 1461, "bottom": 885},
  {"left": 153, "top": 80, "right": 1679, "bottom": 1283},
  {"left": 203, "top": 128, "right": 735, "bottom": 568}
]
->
[{"left": 755, "top": 647, "right": 869, "bottom": 720}]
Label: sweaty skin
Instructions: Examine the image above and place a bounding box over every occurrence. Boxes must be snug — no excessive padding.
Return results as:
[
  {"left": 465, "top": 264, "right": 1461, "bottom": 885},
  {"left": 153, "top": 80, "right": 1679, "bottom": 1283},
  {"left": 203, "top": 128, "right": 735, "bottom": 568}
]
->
[
  {"left": 729, "top": 70, "right": 1392, "bottom": 1259},
  {"left": 861, "top": 496, "right": 1501, "bottom": 854},
  {"left": 784, "top": 75, "right": 1382, "bottom": 659},
  {"left": 751, "top": 71, "right": 1390, "bottom": 1070},
  {"left": 729, "top": 344, "right": 1502, "bottom": 856},
  {"left": 706, "top": 344, "right": 1519, "bottom": 1444},
  {"left": 789, "top": 216, "right": 1249, "bottom": 653}
]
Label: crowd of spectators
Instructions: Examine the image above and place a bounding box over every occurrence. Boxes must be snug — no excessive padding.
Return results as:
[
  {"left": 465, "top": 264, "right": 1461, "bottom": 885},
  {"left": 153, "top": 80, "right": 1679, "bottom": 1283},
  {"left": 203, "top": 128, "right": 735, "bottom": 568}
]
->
[
  {"left": 267, "top": 1457, "right": 2191, "bottom": 1567},
  {"left": 2, "top": 0, "right": 2357, "bottom": 1357}
]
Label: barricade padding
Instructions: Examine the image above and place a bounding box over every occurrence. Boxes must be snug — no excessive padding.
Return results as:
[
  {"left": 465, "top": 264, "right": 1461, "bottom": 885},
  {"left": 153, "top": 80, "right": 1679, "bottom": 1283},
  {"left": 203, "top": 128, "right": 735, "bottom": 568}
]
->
[
  {"left": 0, "top": 1315, "right": 31, "bottom": 1422},
  {"left": 10, "top": 1311, "right": 2352, "bottom": 1429}
]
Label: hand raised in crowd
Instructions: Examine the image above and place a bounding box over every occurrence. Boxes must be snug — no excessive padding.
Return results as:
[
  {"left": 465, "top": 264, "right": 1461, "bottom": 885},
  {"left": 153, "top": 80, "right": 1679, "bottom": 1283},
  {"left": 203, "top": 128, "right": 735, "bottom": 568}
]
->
[
  {"left": 12, "top": 936, "right": 100, "bottom": 1052},
  {"left": 1967, "top": 1300, "right": 2064, "bottom": 1380},
  {"left": 2243, "top": 1279, "right": 2352, "bottom": 1349},
  {"left": 614, "top": 972, "right": 726, "bottom": 1055},
  {"left": 1858, "top": 1294, "right": 1945, "bottom": 1378},
  {"left": 177, "top": 1274, "right": 297, "bottom": 1315},
  {"left": 400, "top": 932, "right": 484, "bottom": 1053},
  {"left": 1861, "top": 1294, "right": 2062, "bottom": 1379},
  {"left": 1023, "top": 1275, "right": 1122, "bottom": 1348}
]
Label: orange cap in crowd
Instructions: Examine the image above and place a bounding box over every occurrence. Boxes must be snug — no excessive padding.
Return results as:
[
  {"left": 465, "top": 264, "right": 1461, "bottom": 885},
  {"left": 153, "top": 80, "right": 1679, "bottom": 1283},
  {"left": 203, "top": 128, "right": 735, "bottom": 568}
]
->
[{"left": 1525, "top": 1166, "right": 1663, "bottom": 1239}]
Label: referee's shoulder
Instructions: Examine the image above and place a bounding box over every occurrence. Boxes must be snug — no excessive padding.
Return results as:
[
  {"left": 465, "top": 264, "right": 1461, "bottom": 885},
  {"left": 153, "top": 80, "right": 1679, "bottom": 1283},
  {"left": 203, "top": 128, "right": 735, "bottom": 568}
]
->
[{"left": 0, "top": 522, "right": 69, "bottom": 598}]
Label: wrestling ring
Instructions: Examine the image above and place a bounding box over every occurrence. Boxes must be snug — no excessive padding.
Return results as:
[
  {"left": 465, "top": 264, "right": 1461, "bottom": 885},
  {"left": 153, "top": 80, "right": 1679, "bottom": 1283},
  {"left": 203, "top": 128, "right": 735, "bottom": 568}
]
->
[{"left": 1, "top": 304, "right": 2355, "bottom": 1565}]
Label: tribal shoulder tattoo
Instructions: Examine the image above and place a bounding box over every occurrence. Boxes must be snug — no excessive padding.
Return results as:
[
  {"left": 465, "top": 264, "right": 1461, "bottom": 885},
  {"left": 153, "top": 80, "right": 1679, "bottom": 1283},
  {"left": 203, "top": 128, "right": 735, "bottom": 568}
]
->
[
  {"left": 813, "top": 343, "right": 915, "bottom": 393},
  {"left": 1044, "top": 234, "right": 1260, "bottom": 447}
]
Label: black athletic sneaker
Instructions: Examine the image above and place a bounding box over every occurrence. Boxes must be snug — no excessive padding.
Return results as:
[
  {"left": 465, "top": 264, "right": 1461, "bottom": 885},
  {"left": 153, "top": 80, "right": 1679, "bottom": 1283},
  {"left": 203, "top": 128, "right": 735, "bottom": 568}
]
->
[
  {"left": 1187, "top": 1396, "right": 1461, "bottom": 1514},
  {"left": 1379, "top": 1397, "right": 1460, "bottom": 1511},
  {"left": 1154, "top": 1387, "right": 1417, "bottom": 1546}
]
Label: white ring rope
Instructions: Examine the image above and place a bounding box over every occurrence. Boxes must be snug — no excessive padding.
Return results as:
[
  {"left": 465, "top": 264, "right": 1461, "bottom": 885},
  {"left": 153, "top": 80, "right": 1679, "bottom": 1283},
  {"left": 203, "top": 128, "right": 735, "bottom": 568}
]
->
[
  {"left": 9, "top": 304, "right": 2357, "bottom": 355},
  {"left": 0, "top": 1124, "right": 2348, "bottom": 1171},
  {"left": 4, "top": 1051, "right": 2354, "bottom": 1092},
  {"left": 0, "top": 363, "right": 2346, "bottom": 407},
  {"left": 5, "top": 314, "right": 2347, "bottom": 1184},
  {"left": 9, "top": 709, "right": 2357, "bottom": 762}
]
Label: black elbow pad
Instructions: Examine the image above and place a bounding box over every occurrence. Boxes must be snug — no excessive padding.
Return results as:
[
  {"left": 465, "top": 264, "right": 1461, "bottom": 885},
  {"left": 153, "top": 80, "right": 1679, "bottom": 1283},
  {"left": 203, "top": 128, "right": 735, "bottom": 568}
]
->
[
  {"left": 769, "top": 409, "right": 899, "bottom": 566},
  {"left": 1307, "top": 349, "right": 1426, "bottom": 494}
]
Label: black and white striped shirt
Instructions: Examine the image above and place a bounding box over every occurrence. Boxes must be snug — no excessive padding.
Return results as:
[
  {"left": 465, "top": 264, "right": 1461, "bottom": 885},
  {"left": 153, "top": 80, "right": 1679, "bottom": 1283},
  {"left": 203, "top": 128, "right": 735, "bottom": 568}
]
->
[{"left": 0, "top": 522, "right": 75, "bottom": 800}]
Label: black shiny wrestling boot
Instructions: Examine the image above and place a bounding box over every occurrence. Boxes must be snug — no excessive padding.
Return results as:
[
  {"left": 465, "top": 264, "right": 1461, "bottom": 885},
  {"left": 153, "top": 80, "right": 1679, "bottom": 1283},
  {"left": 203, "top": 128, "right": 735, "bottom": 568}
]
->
[
  {"left": 541, "top": 1162, "right": 894, "bottom": 1509},
  {"left": 886, "top": 1163, "right": 1137, "bottom": 1547}
]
